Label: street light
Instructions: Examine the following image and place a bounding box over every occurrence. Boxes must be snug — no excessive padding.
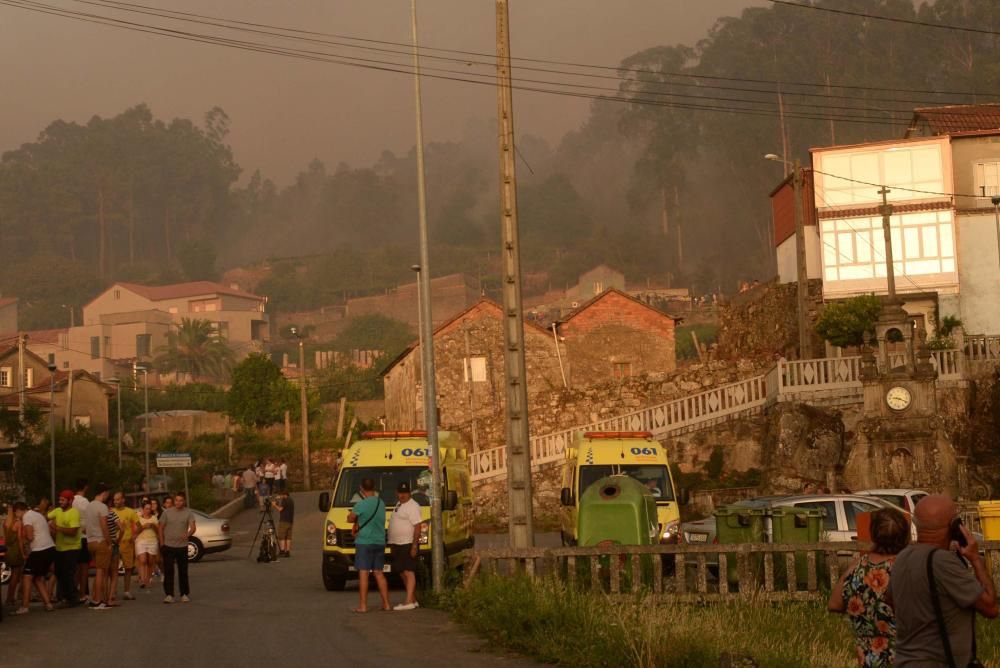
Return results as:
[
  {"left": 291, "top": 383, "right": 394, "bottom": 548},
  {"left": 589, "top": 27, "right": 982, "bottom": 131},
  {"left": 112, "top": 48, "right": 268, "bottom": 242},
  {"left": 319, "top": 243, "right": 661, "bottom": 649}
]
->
[
  {"left": 106, "top": 377, "right": 122, "bottom": 468},
  {"left": 409, "top": 0, "right": 444, "bottom": 592},
  {"left": 47, "top": 362, "right": 57, "bottom": 503},
  {"left": 289, "top": 326, "right": 311, "bottom": 490},
  {"left": 765, "top": 152, "right": 812, "bottom": 359},
  {"left": 134, "top": 363, "right": 150, "bottom": 491}
]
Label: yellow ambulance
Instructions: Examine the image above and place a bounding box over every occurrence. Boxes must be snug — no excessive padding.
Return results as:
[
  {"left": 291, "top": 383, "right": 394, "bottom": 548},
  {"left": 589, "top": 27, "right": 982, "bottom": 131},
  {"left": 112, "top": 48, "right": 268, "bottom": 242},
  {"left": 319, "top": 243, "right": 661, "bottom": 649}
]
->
[
  {"left": 559, "top": 431, "right": 687, "bottom": 546},
  {"left": 318, "top": 430, "right": 474, "bottom": 591}
]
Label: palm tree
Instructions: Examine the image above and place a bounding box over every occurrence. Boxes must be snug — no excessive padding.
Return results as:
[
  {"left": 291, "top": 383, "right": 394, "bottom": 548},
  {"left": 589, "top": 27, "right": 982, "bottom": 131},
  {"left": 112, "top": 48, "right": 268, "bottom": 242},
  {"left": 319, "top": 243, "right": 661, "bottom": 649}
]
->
[{"left": 154, "top": 318, "right": 235, "bottom": 382}]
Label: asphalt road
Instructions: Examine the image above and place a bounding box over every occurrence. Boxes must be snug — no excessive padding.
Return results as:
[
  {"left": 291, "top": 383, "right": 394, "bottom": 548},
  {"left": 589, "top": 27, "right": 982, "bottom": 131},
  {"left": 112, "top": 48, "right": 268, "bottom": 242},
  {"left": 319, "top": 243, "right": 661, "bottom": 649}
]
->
[{"left": 4, "top": 492, "right": 539, "bottom": 668}]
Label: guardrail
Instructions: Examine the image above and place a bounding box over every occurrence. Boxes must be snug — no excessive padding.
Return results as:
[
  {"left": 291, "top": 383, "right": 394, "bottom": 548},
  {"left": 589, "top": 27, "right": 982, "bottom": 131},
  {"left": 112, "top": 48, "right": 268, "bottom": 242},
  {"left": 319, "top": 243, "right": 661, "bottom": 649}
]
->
[{"left": 466, "top": 542, "right": 1000, "bottom": 602}]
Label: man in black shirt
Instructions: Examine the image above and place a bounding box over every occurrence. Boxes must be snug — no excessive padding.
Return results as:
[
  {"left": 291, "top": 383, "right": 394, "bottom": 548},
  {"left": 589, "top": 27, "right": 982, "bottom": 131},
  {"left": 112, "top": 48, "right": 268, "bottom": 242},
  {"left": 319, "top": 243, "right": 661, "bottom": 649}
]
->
[{"left": 272, "top": 490, "right": 295, "bottom": 558}]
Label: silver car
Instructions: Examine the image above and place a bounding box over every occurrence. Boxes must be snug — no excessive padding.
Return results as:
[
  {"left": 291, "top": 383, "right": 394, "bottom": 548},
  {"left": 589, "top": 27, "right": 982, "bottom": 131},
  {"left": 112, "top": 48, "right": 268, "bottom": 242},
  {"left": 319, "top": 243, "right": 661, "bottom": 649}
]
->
[{"left": 187, "top": 510, "right": 232, "bottom": 562}]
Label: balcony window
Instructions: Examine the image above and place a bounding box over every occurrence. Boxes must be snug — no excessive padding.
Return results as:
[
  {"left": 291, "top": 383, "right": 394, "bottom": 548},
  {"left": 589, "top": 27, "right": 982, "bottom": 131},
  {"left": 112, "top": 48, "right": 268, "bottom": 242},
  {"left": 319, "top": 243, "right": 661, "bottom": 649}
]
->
[
  {"left": 821, "top": 210, "right": 956, "bottom": 283},
  {"left": 817, "top": 143, "right": 945, "bottom": 206}
]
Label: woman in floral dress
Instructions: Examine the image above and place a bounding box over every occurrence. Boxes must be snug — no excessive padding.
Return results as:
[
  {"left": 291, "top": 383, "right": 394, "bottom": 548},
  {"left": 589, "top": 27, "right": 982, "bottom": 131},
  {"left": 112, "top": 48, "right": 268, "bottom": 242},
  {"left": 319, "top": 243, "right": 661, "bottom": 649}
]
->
[{"left": 829, "top": 507, "right": 911, "bottom": 667}]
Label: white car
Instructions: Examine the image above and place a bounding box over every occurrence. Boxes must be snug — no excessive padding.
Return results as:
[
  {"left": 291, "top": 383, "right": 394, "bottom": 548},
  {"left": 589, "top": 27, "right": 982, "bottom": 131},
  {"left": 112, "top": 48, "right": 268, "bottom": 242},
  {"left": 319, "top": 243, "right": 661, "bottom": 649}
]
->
[{"left": 856, "top": 489, "right": 928, "bottom": 514}]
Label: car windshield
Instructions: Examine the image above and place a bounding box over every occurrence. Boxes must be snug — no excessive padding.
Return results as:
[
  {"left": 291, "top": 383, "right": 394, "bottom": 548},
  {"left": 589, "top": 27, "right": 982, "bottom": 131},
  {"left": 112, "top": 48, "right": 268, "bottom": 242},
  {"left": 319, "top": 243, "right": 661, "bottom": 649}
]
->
[
  {"left": 334, "top": 466, "right": 433, "bottom": 508},
  {"left": 876, "top": 494, "right": 907, "bottom": 510},
  {"left": 578, "top": 465, "right": 674, "bottom": 502}
]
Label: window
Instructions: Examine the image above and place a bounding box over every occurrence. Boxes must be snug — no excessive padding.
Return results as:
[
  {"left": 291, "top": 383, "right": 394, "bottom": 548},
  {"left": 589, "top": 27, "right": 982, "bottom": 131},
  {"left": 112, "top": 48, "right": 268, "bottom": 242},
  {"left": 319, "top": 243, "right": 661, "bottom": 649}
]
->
[
  {"left": 845, "top": 501, "right": 882, "bottom": 531},
  {"left": 613, "top": 362, "right": 632, "bottom": 380},
  {"left": 792, "top": 501, "right": 838, "bottom": 531},
  {"left": 0, "top": 367, "right": 11, "bottom": 388},
  {"left": 47, "top": 353, "right": 55, "bottom": 365},
  {"left": 463, "top": 356, "right": 487, "bottom": 383},
  {"left": 73, "top": 415, "right": 91, "bottom": 429},
  {"left": 114, "top": 289, "right": 121, "bottom": 300},
  {"left": 204, "top": 302, "right": 217, "bottom": 312},
  {"left": 136, "top": 334, "right": 151, "bottom": 358},
  {"left": 90, "top": 337, "right": 100, "bottom": 360},
  {"left": 593, "top": 281, "right": 604, "bottom": 295},
  {"left": 820, "top": 210, "right": 957, "bottom": 283},
  {"left": 818, "top": 144, "right": 945, "bottom": 206},
  {"left": 168, "top": 307, "right": 178, "bottom": 315},
  {"left": 975, "top": 161, "right": 1000, "bottom": 198},
  {"left": 23, "top": 368, "right": 33, "bottom": 389}
]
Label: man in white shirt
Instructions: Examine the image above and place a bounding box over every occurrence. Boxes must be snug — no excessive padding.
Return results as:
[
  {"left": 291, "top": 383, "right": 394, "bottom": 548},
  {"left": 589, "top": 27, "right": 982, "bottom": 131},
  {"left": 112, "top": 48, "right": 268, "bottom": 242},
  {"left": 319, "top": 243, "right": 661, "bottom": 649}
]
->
[
  {"left": 276, "top": 459, "right": 288, "bottom": 493},
  {"left": 387, "top": 482, "right": 425, "bottom": 611},
  {"left": 15, "top": 500, "right": 57, "bottom": 614}
]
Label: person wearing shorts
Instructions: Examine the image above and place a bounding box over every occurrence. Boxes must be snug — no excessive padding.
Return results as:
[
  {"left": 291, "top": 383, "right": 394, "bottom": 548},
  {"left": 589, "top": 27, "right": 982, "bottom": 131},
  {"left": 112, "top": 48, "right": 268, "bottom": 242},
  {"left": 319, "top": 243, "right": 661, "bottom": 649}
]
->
[
  {"left": 388, "top": 482, "right": 424, "bottom": 611},
  {"left": 134, "top": 502, "right": 159, "bottom": 591},
  {"left": 112, "top": 492, "right": 139, "bottom": 601},
  {"left": 273, "top": 489, "right": 294, "bottom": 558},
  {"left": 16, "top": 501, "right": 56, "bottom": 614},
  {"left": 83, "top": 484, "right": 113, "bottom": 610},
  {"left": 347, "top": 478, "right": 390, "bottom": 613}
]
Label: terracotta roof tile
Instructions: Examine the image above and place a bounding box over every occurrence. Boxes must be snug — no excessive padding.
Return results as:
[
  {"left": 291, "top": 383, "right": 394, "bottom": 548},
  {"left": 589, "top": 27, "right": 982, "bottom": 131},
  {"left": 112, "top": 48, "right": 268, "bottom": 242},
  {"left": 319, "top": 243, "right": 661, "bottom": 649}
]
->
[
  {"left": 910, "top": 104, "right": 1000, "bottom": 135},
  {"left": 115, "top": 281, "right": 263, "bottom": 302}
]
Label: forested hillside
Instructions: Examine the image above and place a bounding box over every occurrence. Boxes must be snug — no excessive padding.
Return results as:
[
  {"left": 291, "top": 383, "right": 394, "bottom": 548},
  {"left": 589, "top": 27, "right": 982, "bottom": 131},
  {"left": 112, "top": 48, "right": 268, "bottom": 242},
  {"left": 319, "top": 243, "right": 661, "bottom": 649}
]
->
[{"left": 2, "top": 0, "right": 997, "bottom": 329}]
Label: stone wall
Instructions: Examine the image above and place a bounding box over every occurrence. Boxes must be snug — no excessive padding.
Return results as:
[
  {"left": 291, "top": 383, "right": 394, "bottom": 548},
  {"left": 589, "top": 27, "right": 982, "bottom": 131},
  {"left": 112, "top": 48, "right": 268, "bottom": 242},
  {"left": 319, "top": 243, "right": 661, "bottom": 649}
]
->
[
  {"left": 455, "top": 358, "right": 770, "bottom": 454},
  {"left": 559, "top": 289, "right": 677, "bottom": 385},
  {"left": 717, "top": 278, "right": 823, "bottom": 360}
]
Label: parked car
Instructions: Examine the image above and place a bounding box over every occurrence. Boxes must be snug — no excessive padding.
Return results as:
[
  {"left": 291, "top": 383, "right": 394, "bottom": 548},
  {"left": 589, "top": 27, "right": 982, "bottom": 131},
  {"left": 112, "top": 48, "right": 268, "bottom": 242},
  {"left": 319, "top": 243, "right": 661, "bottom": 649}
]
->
[
  {"left": 187, "top": 510, "right": 231, "bottom": 562},
  {"left": 856, "top": 488, "right": 928, "bottom": 513},
  {"left": 682, "top": 494, "right": 900, "bottom": 546}
]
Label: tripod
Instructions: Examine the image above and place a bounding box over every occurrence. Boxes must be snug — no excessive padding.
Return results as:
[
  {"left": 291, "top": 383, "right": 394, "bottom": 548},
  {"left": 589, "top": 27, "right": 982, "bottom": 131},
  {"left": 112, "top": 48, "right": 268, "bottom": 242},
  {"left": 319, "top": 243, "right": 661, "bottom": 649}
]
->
[{"left": 249, "top": 500, "right": 279, "bottom": 563}]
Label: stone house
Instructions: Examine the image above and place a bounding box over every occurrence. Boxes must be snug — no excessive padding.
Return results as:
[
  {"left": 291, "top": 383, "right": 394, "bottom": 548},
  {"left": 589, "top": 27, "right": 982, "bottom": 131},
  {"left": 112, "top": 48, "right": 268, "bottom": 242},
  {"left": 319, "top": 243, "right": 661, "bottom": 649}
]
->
[
  {"left": 382, "top": 299, "right": 565, "bottom": 432},
  {"left": 0, "top": 344, "right": 113, "bottom": 437},
  {"left": 557, "top": 289, "right": 679, "bottom": 385}
]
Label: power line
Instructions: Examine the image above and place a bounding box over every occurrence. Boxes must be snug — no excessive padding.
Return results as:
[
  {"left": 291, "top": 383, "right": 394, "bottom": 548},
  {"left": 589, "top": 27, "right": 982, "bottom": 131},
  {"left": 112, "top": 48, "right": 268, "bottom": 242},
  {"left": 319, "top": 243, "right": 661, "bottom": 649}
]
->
[
  {"left": 84, "top": 0, "right": 1000, "bottom": 99},
  {"left": 767, "top": 0, "right": 1000, "bottom": 37},
  {"left": 0, "top": 0, "right": 916, "bottom": 128},
  {"left": 812, "top": 169, "right": 982, "bottom": 199}
]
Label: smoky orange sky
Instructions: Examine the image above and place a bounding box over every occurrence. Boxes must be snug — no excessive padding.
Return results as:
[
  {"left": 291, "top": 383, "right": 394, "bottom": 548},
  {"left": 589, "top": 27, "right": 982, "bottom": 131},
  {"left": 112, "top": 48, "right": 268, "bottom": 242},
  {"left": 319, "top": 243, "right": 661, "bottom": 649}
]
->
[{"left": 0, "top": 0, "right": 761, "bottom": 183}]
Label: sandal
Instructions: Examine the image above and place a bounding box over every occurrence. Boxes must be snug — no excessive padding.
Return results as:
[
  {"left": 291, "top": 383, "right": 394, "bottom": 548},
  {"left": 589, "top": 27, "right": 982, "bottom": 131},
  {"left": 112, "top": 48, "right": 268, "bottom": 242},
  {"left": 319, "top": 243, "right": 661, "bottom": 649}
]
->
[
  {"left": 13, "top": 607, "right": 29, "bottom": 615},
  {"left": 44, "top": 604, "right": 55, "bottom": 612}
]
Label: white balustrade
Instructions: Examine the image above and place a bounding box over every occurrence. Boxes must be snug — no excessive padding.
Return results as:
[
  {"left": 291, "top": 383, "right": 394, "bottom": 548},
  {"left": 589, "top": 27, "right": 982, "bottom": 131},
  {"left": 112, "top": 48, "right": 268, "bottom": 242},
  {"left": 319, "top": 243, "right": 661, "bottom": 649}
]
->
[{"left": 779, "top": 356, "right": 861, "bottom": 391}]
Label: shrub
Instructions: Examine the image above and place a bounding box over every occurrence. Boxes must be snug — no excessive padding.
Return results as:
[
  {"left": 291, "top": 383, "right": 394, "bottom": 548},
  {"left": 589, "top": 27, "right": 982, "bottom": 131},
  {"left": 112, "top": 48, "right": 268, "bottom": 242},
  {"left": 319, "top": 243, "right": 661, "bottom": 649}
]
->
[{"left": 815, "top": 295, "right": 881, "bottom": 348}]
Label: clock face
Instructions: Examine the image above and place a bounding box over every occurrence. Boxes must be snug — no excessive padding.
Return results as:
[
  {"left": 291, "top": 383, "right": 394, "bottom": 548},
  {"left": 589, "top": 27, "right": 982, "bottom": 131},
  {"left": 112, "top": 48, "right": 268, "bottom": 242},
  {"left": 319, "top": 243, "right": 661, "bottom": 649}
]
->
[{"left": 886, "top": 386, "right": 912, "bottom": 411}]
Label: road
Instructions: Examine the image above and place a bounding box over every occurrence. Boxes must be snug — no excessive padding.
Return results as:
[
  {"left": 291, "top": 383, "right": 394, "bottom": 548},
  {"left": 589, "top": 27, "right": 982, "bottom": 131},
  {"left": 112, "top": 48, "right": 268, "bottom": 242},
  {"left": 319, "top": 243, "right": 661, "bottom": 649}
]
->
[{"left": 5, "top": 492, "right": 539, "bottom": 668}]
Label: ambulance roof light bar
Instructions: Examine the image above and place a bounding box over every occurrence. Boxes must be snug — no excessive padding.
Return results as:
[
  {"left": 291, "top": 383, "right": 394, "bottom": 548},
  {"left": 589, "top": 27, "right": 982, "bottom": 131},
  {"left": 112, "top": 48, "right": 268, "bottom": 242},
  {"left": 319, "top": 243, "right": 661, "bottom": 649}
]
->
[
  {"left": 361, "top": 431, "right": 429, "bottom": 440},
  {"left": 583, "top": 431, "right": 653, "bottom": 439}
]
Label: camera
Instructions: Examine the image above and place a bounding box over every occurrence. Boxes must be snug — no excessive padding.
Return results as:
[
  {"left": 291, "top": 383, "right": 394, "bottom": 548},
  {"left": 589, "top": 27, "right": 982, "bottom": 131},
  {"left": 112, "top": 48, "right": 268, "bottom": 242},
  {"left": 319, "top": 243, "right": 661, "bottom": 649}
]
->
[{"left": 949, "top": 517, "right": 967, "bottom": 547}]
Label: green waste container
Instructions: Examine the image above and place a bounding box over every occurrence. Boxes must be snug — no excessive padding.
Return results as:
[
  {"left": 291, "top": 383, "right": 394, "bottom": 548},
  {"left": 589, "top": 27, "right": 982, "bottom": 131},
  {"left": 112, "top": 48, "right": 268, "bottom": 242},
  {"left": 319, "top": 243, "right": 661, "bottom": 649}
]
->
[
  {"left": 771, "top": 507, "right": 825, "bottom": 586},
  {"left": 714, "top": 506, "right": 767, "bottom": 587}
]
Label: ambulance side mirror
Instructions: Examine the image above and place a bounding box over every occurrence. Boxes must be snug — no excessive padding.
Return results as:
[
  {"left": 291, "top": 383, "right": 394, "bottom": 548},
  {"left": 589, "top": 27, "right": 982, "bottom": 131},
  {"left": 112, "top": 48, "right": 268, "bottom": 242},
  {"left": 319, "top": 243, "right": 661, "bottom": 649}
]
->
[
  {"left": 444, "top": 490, "right": 459, "bottom": 511},
  {"left": 318, "top": 492, "right": 331, "bottom": 513},
  {"left": 560, "top": 487, "right": 574, "bottom": 507}
]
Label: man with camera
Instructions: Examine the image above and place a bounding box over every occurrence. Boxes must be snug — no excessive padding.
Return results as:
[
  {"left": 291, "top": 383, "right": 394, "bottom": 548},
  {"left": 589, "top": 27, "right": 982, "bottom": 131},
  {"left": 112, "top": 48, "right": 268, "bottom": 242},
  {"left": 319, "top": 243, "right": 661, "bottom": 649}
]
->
[
  {"left": 889, "top": 494, "right": 998, "bottom": 667},
  {"left": 271, "top": 488, "right": 294, "bottom": 558}
]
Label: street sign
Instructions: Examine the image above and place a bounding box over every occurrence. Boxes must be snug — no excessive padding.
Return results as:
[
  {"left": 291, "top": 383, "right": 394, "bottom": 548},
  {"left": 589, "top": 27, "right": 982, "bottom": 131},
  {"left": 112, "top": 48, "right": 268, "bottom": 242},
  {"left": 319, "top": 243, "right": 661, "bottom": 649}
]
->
[{"left": 156, "top": 452, "right": 192, "bottom": 468}]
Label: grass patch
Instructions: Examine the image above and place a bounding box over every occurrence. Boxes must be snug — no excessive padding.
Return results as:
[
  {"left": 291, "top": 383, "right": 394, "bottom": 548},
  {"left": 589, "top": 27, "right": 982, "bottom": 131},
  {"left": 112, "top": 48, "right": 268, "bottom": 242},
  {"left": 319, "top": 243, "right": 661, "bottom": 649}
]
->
[{"left": 443, "top": 576, "right": 1000, "bottom": 667}]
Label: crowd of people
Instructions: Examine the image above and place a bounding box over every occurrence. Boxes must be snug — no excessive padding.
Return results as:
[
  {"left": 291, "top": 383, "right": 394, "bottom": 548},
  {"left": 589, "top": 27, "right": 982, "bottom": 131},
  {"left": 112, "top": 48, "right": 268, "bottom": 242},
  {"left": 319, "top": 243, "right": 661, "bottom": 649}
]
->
[
  {"left": 3, "top": 479, "right": 197, "bottom": 614},
  {"left": 237, "top": 457, "right": 289, "bottom": 512},
  {"left": 827, "top": 494, "right": 997, "bottom": 666}
]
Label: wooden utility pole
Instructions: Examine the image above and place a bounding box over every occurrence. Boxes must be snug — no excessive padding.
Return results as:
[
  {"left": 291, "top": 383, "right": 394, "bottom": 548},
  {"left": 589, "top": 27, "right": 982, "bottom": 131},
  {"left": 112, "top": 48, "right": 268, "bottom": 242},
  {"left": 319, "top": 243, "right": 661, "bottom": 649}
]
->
[
  {"left": 496, "top": 0, "right": 534, "bottom": 549},
  {"left": 793, "top": 160, "right": 812, "bottom": 359},
  {"left": 17, "top": 333, "right": 25, "bottom": 423},
  {"left": 298, "top": 339, "right": 311, "bottom": 490}
]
